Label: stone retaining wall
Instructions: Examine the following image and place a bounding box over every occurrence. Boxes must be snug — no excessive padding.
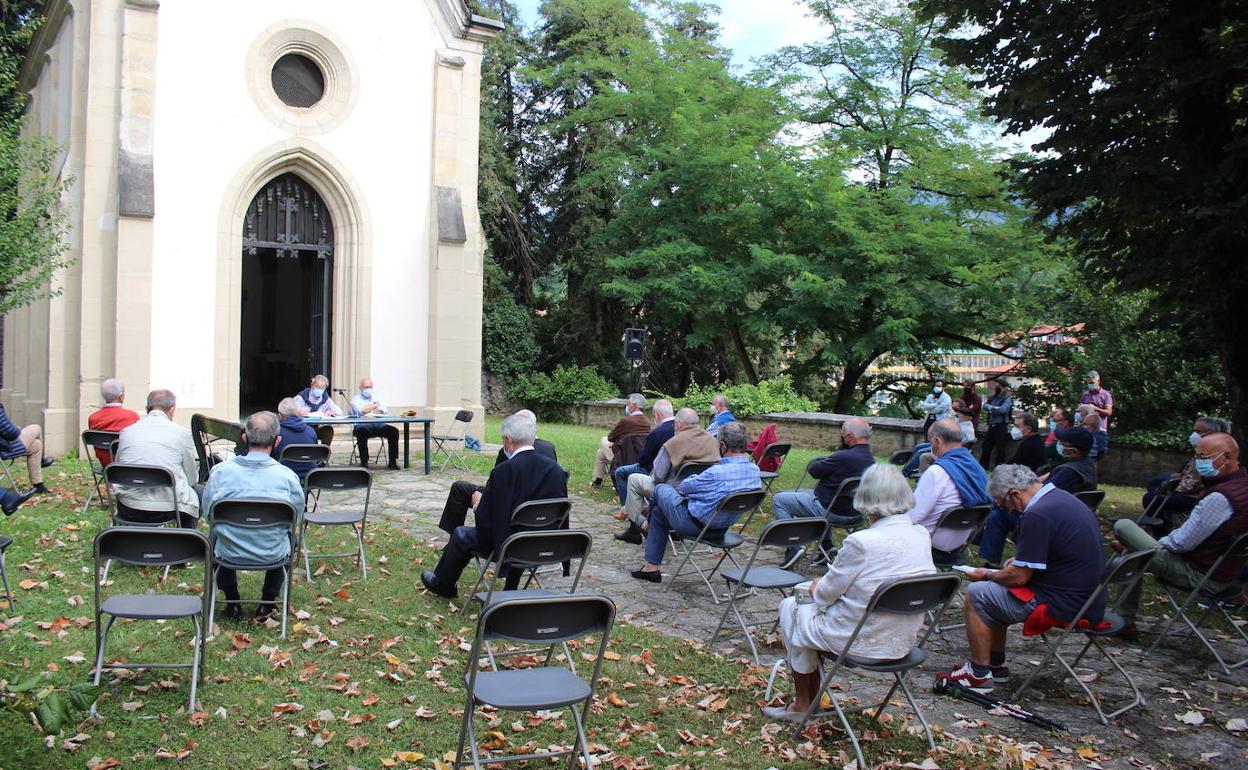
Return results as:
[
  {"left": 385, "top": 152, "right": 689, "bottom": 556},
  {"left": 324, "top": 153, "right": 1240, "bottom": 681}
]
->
[{"left": 572, "top": 399, "right": 1182, "bottom": 487}]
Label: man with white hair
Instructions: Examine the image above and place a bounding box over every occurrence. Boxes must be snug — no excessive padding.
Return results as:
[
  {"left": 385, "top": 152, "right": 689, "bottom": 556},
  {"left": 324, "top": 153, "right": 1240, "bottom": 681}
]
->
[
  {"left": 771, "top": 417, "right": 876, "bottom": 568},
  {"left": 113, "top": 389, "right": 200, "bottom": 527},
  {"left": 591, "top": 393, "right": 650, "bottom": 488},
  {"left": 294, "top": 373, "right": 342, "bottom": 445},
  {"left": 276, "top": 397, "right": 319, "bottom": 480},
  {"left": 906, "top": 419, "right": 991, "bottom": 558},
  {"left": 423, "top": 412, "right": 568, "bottom": 599},
  {"left": 611, "top": 399, "right": 676, "bottom": 505},
  {"left": 87, "top": 377, "right": 140, "bottom": 466},
  {"left": 350, "top": 377, "right": 400, "bottom": 470},
  {"left": 705, "top": 394, "right": 735, "bottom": 439}
]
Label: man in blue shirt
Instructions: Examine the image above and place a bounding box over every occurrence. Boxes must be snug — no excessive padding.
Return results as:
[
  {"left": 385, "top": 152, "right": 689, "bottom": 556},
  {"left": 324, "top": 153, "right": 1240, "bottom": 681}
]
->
[
  {"left": 277, "top": 398, "right": 320, "bottom": 480},
  {"left": 938, "top": 464, "right": 1105, "bottom": 693},
  {"left": 350, "top": 377, "right": 400, "bottom": 470},
  {"left": 630, "top": 421, "right": 761, "bottom": 583},
  {"left": 203, "top": 411, "right": 305, "bottom": 620},
  {"left": 705, "top": 394, "right": 735, "bottom": 439}
]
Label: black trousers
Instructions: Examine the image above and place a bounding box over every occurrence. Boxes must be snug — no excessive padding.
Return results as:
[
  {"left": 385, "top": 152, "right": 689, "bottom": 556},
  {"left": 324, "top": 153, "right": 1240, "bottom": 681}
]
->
[
  {"left": 313, "top": 425, "right": 335, "bottom": 445},
  {"left": 431, "top": 525, "right": 522, "bottom": 591},
  {"left": 216, "top": 566, "right": 285, "bottom": 600},
  {"left": 438, "top": 480, "right": 484, "bottom": 534},
  {"left": 980, "top": 423, "right": 1010, "bottom": 468},
  {"left": 353, "top": 424, "right": 399, "bottom": 465}
]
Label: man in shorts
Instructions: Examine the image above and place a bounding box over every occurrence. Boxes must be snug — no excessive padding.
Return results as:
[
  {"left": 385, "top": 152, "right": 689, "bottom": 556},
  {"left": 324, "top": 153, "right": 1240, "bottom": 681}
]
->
[{"left": 936, "top": 463, "right": 1106, "bottom": 693}]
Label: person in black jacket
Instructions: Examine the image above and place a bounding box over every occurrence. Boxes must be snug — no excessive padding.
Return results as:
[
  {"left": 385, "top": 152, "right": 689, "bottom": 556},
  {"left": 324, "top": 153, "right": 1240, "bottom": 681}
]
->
[
  {"left": 0, "top": 401, "right": 55, "bottom": 493},
  {"left": 423, "top": 412, "right": 568, "bottom": 599},
  {"left": 1007, "top": 413, "right": 1047, "bottom": 472}
]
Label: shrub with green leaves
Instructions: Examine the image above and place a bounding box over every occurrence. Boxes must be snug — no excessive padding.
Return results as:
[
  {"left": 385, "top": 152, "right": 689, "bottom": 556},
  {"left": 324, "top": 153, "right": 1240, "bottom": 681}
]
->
[
  {"left": 482, "top": 262, "right": 542, "bottom": 380},
  {"left": 507, "top": 364, "right": 617, "bottom": 421},
  {"left": 673, "top": 377, "right": 818, "bottom": 417},
  {"left": 2, "top": 672, "right": 95, "bottom": 734}
]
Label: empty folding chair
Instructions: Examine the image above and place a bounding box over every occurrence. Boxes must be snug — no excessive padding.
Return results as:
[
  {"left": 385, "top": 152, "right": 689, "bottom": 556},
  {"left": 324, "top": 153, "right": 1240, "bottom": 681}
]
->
[
  {"left": 1145, "top": 530, "right": 1248, "bottom": 675},
  {"left": 756, "top": 442, "right": 792, "bottom": 496},
  {"left": 665, "top": 489, "right": 764, "bottom": 604},
  {"left": 347, "top": 437, "right": 386, "bottom": 467},
  {"left": 92, "top": 527, "right": 211, "bottom": 712},
  {"left": 710, "top": 518, "right": 829, "bottom": 664},
  {"left": 430, "top": 409, "right": 475, "bottom": 472},
  {"left": 888, "top": 448, "right": 914, "bottom": 467},
  {"left": 81, "top": 429, "right": 121, "bottom": 512},
  {"left": 300, "top": 467, "right": 370, "bottom": 581},
  {"left": 454, "top": 593, "right": 616, "bottom": 770},
  {"left": 927, "top": 505, "right": 991, "bottom": 633},
  {"left": 791, "top": 573, "right": 961, "bottom": 770},
  {"left": 207, "top": 499, "right": 299, "bottom": 638},
  {"left": 1133, "top": 477, "right": 1179, "bottom": 532},
  {"left": 102, "top": 464, "right": 180, "bottom": 582},
  {"left": 1075, "top": 489, "right": 1107, "bottom": 512},
  {"left": 279, "top": 443, "right": 330, "bottom": 478},
  {"left": 0, "top": 534, "right": 12, "bottom": 610},
  {"left": 1013, "top": 547, "right": 1157, "bottom": 724},
  {"left": 470, "top": 498, "right": 572, "bottom": 579}
]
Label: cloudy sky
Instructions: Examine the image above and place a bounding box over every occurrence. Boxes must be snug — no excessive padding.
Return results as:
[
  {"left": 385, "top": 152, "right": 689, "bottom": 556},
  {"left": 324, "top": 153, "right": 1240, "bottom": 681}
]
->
[{"left": 508, "top": 0, "right": 831, "bottom": 68}]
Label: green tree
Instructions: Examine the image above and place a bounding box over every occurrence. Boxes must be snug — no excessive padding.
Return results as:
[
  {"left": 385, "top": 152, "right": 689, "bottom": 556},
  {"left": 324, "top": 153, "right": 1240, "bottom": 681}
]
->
[{"left": 919, "top": 0, "right": 1248, "bottom": 438}]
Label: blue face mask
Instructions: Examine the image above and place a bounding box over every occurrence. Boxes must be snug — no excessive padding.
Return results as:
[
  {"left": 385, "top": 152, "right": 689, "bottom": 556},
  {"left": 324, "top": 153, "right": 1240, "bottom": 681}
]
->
[
  {"left": 310, "top": 387, "right": 325, "bottom": 400},
  {"left": 1195, "top": 457, "right": 1221, "bottom": 478},
  {"left": 1073, "top": 412, "right": 1083, "bottom": 424},
  {"left": 1087, "top": 383, "right": 1098, "bottom": 392},
  {"left": 933, "top": 386, "right": 943, "bottom": 394},
  {"left": 360, "top": 388, "right": 373, "bottom": 400},
  {"left": 1054, "top": 440, "right": 1064, "bottom": 456}
]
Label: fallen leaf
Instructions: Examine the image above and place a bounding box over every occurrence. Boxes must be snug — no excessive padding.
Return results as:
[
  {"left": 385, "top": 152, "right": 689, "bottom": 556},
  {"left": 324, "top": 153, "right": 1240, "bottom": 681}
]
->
[
  {"left": 231, "top": 633, "right": 252, "bottom": 651},
  {"left": 120, "top": 701, "right": 144, "bottom": 712},
  {"left": 273, "top": 702, "right": 304, "bottom": 714},
  {"left": 332, "top": 588, "right": 351, "bottom": 601},
  {"left": 393, "top": 751, "right": 424, "bottom": 763},
  {"left": 1226, "top": 718, "right": 1248, "bottom": 732},
  {"left": 1176, "top": 710, "right": 1205, "bottom": 726},
  {"left": 88, "top": 759, "right": 122, "bottom": 770},
  {"left": 386, "top": 718, "right": 402, "bottom": 731},
  {"left": 347, "top": 735, "right": 369, "bottom": 753}
]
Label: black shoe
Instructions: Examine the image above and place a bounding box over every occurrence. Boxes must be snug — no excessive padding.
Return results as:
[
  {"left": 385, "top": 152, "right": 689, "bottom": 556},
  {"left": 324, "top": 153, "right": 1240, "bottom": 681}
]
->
[
  {"left": 387, "top": 462, "right": 401, "bottom": 471},
  {"left": 359, "top": 461, "right": 370, "bottom": 469},
  {"left": 779, "top": 546, "right": 804, "bottom": 570},
  {"left": 254, "top": 602, "right": 277, "bottom": 620},
  {"left": 223, "top": 603, "right": 242, "bottom": 620},
  {"left": 630, "top": 568, "right": 661, "bottom": 583},
  {"left": 1, "top": 489, "right": 36, "bottom": 516},
  {"left": 421, "top": 570, "right": 457, "bottom": 599},
  {"left": 40, "top": 455, "right": 57, "bottom": 469},
  {"left": 591, "top": 478, "right": 603, "bottom": 489},
  {"left": 614, "top": 524, "right": 643, "bottom": 545},
  {"left": 32, "top": 483, "right": 49, "bottom": 495}
]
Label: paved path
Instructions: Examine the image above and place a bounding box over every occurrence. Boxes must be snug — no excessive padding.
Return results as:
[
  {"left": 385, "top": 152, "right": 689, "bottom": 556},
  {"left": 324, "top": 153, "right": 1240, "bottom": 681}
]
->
[{"left": 359, "top": 466, "right": 1247, "bottom": 768}]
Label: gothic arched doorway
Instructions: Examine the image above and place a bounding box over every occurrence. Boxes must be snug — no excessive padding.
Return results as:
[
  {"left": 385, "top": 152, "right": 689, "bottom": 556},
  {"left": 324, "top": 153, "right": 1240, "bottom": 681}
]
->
[{"left": 239, "top": 172, "right": 334, "bottom": 414}]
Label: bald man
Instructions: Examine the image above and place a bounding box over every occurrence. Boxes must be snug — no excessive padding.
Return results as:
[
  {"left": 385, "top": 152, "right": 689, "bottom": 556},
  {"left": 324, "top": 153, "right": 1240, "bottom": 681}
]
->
[{"left": 1112, "top": 432, "right": 1248, "bottom": 642}]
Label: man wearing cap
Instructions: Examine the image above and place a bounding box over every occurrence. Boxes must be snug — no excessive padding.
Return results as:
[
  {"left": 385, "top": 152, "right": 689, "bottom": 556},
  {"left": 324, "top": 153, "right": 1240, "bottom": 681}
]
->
[{"left": 978, "top": 426, "right": 1098, "bottom": 568}]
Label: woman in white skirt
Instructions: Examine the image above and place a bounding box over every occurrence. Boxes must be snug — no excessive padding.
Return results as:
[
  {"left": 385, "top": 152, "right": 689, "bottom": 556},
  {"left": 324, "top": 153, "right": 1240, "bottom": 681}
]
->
[{"left": 765, "top": 462, "right": 936, "bottom": 721}]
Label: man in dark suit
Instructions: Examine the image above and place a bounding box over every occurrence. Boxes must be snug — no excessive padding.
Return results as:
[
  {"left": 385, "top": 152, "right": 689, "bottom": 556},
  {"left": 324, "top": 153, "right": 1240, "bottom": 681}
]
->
[
  {"left": 437, "top": 409, "right": 558, "bottom": 535},
  {"left": 423, "top": 412, "right": 568, "bottom": 598}
]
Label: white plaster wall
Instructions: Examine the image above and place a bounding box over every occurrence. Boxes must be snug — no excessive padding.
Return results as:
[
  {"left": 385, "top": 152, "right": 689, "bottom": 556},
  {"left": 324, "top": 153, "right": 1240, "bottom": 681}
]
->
[{"left": 150, "top": 1, "right": 447, "bottom": 408}]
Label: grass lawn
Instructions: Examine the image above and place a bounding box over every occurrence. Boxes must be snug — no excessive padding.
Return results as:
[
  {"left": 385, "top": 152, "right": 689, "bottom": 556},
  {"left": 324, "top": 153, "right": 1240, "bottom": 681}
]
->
[{"left": 0, "top": 423, "right": 1155, "bottom": 770}]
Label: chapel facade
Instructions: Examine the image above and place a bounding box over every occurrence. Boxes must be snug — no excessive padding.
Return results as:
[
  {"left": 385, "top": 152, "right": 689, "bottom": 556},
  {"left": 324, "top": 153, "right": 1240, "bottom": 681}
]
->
[{"left": 4, "top": 0, "right": 499, "bottom": 452}]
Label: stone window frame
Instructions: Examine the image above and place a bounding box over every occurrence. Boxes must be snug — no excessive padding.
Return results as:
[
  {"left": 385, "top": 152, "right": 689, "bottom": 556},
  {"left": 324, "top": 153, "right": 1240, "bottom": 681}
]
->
[{"left": 245, "top": 21, "right": 358, "bottom": 135}]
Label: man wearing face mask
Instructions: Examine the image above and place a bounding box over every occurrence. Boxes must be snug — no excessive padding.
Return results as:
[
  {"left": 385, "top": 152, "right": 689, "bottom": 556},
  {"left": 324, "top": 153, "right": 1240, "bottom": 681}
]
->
[
  {"left": 1079, "top": 370, "right": 1113, "bottom": 429},
  {"left": 350, "top": 377, "right": 400, "bottom": 470},
  {"left": 1141, "top": 416, "right": 1230, "bottom": 533},
  {"left": 294, "top": 374, "right": 343, "bottom": 445},
  {"left": 979, "top": 380, "right": 1013, "bottom": 469},
  {"left": 1007, "top": 413, "right": 1046, "bottom": 472},
  {"left": 907, "top": 419, "right": 991, "bottom": 559},
  {"left": 920, "top": 380, "right": 953, "bottom": 435},
  {"left": 1110, "top": 432, "right": 1248, "bottom": 642}
]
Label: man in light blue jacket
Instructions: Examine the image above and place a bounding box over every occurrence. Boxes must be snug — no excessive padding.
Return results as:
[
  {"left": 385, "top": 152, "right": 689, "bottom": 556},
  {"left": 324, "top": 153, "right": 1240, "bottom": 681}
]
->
[{"left": 203, "top": 411, "right": 304, "bottom": 620}]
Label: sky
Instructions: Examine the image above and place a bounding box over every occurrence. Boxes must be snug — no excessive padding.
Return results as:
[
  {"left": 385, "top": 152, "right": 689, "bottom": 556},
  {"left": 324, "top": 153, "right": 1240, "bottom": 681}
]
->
[{"left": 509, "top": 0, "right": 831, "bottom": 69}]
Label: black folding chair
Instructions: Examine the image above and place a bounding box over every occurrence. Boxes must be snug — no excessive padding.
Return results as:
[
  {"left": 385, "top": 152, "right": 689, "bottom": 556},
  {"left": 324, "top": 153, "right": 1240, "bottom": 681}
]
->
[
  {"left": 709, "top": 518, "right": 828, "bottom": 664},
  {"left": 279, "top": 443, "right": 330, "bottom": 479},
  {"left": 81, "top": 429, "right": 121, "bottom": 512},
  {"left": 455, "top": 594, "right": 615, "bottom": 770},
  {"left": 301, "top": 467, "right": 371, "bottom": 581},
  {"left": 665, "top": 489, "right": 764, "bottom": 604},
  {"left": 93, "top": 527, "right": 211, "bottom": 712},
  {"left": 1133, "top": 477, "right": 1179, "bottom": 531},
  {"left": 470, "top": 498, "right": 572, "bottom": 580},
  {"left": 1145, "top": 531, "right": 1248, "bottom": 675},
  {"left": 756, "top": 442, "right": 792, "bottom": 496},
  {"left": 207, "top": 499, "right": 299, "bottom": 638},
  {"left": 1075, "top": 489, "right": 1106, "bottom": 512},
  {"left": 431, "top": 409, "right": 475, "bottom": 472},
  {"left": 888, "top": 448, "right": 913, "bottom": 467},
  {"left": 674, "top": 460, "right": 716, "bottom": 482},
  {"left": 927, "top": 505, "right": 991, "bottom": 633},
  {"left": 1012, "top": 547, "right": 1156, "bottom": 723},
  {"left": 103, "top": 464, "right": 180, "bottom": 583},
  {"left": 790, "top": 573, "right": 962, "bottom": 770},
  {"left": 814, "top": 476, "right": 863, "bottom": 564},
  {"left": 190, "top": 414, "right": 246, "bottom": 483}
]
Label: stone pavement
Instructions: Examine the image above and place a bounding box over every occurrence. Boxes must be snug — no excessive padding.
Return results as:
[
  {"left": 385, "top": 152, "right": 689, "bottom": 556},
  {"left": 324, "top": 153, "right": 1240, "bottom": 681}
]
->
[{"left": 360, "top": 466, "right": 1247, "bottom": 768}]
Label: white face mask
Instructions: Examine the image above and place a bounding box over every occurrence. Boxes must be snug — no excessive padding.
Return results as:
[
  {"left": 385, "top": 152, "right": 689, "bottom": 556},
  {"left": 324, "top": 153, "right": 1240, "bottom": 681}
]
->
[
  {"left": 1189, "top": 431, "right": 1202, "bottom": 449},
  {"left": 1009, "top": 426, "right": 1023, "bottom": 441}
]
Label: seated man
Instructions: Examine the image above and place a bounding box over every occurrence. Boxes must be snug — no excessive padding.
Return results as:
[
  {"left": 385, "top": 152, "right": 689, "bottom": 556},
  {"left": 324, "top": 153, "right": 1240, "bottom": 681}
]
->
[
  {"left": 1076, "top": 405, "right": 1109, "bottom": 461},
  {"left": 203, "top": 412, "right": 305, "bottom": 619},
  {"left": 276, "top": 397, "right": 320, "bottom": 480},
  {"left": 906, "top": 419, "right": 991, "bottom": 560},
  {"left": 979, "top": 426, "right": 1097, "bottom": 568},
  {"left": 422, "top": 412, "right": 568, "bottom": 599},
  {"left": 939, "top": 464, "right": 1106, "bottom": 693},
  {"left": 113, "top": 389, "right": 200, "bottom": 528},
  {"left": 612, "top": 400, "right": 675, "bottom": 505},
  {"left": 1141, "top": 415, "right": 1228, "bottom": 532},
  {"left": 705, "top": 394, "right": 736, "bottom": 439},
  {"left": 439, "top": 409, "right": 558, "bottom": 535},
  {"left": 629, "top": 421, "right": 761, "bottom": 583},
  {"left": 592, "top": 393, "right": 650, "bottom": 488},
  {"left": 87, "top": 377, "right": 140, "bottom": 465},
  {"left": 1111, "top": 431, "right": 1248, "bottom": 642},
  {"left": 1043, "top": 407, "right": 1073, "bottom": 464},
  {"left": 614, "top": 407, "right": 719, "bottom": 544},
  {"left": 0, "top": 400, "right": 55, "bottom": 494},
  {"left": 1007, "top": 412, "right": 1046, "bottom": 472},
  {"left": 350, "top": 377, "right": 399, "bottom": 470},
  {"left": 294, "top": 374, "right": 343, "bottom": 445},
  {"left": 771, "top": 417, "right": 875, "bottom": 568}
]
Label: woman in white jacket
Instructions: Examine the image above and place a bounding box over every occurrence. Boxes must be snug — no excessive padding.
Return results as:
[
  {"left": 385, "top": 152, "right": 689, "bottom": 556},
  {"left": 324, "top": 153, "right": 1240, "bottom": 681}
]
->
[{"left": 765, "top": 462, "right": 936, "bottom": 721}]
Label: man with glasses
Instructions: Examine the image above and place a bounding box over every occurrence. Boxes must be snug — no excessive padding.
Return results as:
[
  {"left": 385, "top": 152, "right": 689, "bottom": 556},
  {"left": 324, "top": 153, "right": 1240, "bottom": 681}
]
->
[{"left": 1110, "top": 431, "right": 1248, "bottom": 642}]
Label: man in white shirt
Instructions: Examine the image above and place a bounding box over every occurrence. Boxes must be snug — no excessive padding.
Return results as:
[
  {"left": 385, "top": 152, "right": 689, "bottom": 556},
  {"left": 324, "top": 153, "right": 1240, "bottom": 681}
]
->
[
  {"left": 906, "top": 419, "right": 991, "bottom": 556},
  {"left": 350, "top": 377, "right": 399, "bottom": 470},
  {"left": 113, "top": 389, "right": 201, "bottom": 527}
]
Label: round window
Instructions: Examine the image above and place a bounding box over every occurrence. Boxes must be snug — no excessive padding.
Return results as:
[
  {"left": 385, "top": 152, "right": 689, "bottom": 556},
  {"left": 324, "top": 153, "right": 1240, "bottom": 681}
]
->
[{"left": 271, "top": 53, "right": 325, "bottom": 108}]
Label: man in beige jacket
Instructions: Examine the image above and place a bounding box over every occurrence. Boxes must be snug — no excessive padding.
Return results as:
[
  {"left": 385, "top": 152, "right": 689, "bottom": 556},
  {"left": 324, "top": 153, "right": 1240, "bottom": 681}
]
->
[
  {"left": 615, "top": 407, "right": 720, "bottom": 544},
  {"left": 113, "top": 389, "right": 201, "bottom": 527}
]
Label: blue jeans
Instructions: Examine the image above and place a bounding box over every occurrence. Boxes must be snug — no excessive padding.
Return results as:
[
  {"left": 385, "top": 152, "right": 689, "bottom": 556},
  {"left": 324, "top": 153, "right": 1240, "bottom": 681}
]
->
[
  {"left": 903, "top": 443, "right": 931, "bottom": 476},
  {"left": 645, "top": 484, "right": 720, "bottom": 566},
  {"left": 614, "top": 463, "right": 643, "bottom": 506},
  {"left": 977, "top": 506, "right": 1021, "bottom": 565}
]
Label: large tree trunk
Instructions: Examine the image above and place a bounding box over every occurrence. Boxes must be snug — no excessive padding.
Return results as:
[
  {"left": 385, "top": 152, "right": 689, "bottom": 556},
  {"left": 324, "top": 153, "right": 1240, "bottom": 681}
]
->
[
  {"left": 729, "top": 323, "right": 760, "bottom": 385},
  {"left": 833, "top": 359, "right": 871, "bottom": 414}
]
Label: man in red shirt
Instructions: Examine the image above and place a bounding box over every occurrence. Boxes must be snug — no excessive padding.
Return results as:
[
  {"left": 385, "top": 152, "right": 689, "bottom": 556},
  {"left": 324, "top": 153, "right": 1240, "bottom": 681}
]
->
[{"left": 87, "top": 378, "right": 141, "bottom": 465}]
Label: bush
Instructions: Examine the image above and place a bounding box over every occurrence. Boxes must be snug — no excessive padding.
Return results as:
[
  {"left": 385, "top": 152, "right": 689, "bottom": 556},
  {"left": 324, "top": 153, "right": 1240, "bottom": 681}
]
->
[
  {"left": 507, "top": 364, "right": 618, "bottom": 421},
  {"left": 482, "top": 260, "right": 541, "bottom": 380},
  {"left": 673, "top": 377, "right": 818, "bottom": 417}
]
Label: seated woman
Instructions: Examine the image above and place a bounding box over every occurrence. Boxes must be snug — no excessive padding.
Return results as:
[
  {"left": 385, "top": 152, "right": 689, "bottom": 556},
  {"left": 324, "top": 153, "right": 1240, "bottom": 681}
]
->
[{"left": 765, "top": 462, "right": 936, "bottom": 721}]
